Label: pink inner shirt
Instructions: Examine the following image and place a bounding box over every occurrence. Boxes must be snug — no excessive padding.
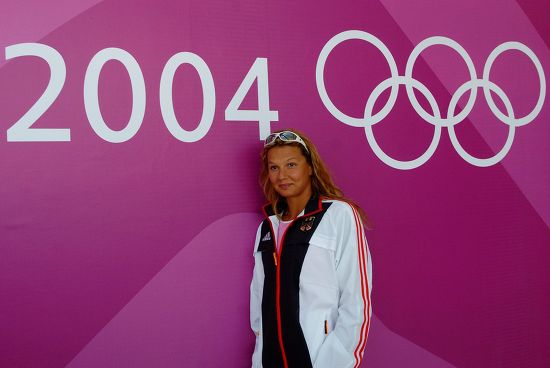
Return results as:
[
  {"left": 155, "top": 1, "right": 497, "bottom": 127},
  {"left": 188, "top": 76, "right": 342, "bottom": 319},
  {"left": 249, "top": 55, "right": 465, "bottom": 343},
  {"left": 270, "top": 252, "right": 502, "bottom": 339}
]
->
[{"left": 276, "top": 220, "right": 292, "bottom": 251}]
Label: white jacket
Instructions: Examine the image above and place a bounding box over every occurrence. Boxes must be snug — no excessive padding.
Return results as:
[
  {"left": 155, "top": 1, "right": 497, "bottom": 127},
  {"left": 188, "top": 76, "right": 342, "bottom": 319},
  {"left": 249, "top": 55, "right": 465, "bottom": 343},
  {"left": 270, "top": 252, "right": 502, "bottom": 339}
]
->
[{"left": 250, "top": 197, "right": 372, "bottom": 368}]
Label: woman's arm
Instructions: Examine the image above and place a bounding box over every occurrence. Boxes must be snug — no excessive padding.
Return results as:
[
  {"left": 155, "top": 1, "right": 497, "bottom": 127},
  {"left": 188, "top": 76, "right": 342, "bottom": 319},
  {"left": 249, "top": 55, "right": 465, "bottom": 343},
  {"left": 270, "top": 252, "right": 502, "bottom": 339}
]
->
[
  {"left": 314, "top": 203, "right": 372, "bottom": 368},
  {"left": 250, "top": 224, "right": 264, "bottom": 367}
]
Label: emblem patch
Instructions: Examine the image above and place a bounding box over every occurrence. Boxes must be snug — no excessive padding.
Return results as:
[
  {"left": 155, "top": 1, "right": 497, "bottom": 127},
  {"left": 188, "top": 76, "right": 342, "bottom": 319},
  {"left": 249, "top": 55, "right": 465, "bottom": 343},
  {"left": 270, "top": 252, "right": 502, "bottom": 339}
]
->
[{"left": 300, "top": 216, "right": 315, "bottom": 232}]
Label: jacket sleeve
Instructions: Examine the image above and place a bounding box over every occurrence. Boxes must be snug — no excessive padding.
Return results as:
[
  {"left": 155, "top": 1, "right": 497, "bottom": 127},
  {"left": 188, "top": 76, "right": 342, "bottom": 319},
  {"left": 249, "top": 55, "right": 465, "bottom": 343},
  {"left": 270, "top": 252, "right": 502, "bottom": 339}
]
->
[
  {"left": 250, "top": 224, "right": 264, "bottom": 368},
  {"left": 313, "top": 203, "right": 372, "bottom": 368}
]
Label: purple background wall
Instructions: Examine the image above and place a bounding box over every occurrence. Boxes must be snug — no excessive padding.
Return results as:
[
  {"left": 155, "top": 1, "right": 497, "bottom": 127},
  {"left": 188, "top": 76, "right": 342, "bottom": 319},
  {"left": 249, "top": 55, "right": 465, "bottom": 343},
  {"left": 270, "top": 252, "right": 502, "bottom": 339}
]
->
[{"left": 0, "top": 0, "right": 548, "bottom": 367}]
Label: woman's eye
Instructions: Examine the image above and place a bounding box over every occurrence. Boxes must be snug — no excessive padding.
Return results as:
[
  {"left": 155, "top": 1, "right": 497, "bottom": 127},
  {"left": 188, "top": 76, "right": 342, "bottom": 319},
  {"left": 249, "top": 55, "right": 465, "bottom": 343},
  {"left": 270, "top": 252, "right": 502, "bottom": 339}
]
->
[
  {"left": 270, "top": 166, "right": 278, "bottom": 171},
  {"left": 288, "top": 162, "right": 296, "bottom": 168}
]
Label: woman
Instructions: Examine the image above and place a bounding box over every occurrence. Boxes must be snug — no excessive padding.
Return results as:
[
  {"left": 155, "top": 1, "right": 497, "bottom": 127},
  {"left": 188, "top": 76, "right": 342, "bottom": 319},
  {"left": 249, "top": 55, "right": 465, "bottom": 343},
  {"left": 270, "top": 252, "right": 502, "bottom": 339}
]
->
[{"left": 250, "top": 130, "right": 372, "bottom": 368}]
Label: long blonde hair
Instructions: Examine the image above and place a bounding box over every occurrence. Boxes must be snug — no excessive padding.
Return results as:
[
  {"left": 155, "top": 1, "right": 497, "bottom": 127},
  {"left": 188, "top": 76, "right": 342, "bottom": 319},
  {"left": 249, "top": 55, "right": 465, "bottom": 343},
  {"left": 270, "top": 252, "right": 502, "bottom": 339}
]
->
[{"left": 259, "top": 129, "right": 369, "bottom": 225}]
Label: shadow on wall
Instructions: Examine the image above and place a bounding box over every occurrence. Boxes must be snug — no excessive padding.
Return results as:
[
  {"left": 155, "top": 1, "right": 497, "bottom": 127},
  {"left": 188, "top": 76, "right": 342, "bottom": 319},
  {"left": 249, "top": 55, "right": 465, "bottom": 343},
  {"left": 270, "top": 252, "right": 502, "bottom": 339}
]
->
[{"left": 66, "top": 213, "right": 455, "bottom": 368}]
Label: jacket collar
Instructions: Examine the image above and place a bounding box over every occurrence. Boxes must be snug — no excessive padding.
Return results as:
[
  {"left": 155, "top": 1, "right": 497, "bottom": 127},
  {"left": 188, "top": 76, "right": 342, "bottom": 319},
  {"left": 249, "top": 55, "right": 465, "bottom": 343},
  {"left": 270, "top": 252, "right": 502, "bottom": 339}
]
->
[{"left": 262, "top": 195, "right": 323, "bottom": 219}]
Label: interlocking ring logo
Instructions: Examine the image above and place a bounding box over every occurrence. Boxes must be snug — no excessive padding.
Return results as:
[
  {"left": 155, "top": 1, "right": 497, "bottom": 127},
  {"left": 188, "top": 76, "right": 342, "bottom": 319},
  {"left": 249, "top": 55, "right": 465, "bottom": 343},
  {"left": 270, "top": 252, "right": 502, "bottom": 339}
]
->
[{"left": 316, "top": 30, "right": 546, "bottom": 169}]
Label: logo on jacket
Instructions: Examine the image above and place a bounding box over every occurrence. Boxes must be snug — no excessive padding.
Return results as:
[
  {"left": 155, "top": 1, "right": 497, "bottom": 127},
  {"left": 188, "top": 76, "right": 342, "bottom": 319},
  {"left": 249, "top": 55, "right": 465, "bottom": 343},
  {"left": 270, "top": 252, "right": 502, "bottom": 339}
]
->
[
  {"left": 300, "top": 216, "right": 316, "bottom": 232},
  {"left": 261, "top": 232, "right": 272, "bottom": 242}
]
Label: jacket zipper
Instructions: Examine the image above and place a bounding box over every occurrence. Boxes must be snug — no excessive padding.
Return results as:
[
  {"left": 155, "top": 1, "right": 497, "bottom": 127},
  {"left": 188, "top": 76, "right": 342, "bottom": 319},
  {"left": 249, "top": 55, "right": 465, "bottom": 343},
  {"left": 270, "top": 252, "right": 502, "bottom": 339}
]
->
[
  {"left": 272, "top": 207, "right": 323, "bottom": 368},
  {"left": 262, "top": 197, "right": 324, "bottom": 368},
  {"left": 274, "top": 221, "right": 292, "bottom": 368}
]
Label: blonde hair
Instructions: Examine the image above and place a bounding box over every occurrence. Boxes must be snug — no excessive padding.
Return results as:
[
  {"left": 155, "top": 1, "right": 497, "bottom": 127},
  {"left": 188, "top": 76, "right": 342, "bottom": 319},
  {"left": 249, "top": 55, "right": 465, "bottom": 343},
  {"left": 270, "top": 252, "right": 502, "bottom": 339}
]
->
[{"left": 259, "top": 129, "right": 369, "bottom": 225}]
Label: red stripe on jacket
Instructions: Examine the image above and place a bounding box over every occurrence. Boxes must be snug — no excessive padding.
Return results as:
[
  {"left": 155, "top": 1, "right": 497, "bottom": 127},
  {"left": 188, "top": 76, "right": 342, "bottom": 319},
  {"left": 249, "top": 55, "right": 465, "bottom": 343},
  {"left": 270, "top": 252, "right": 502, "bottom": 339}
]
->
[{"left": 350, "top": 205, "right": 371, "bottom": 368}]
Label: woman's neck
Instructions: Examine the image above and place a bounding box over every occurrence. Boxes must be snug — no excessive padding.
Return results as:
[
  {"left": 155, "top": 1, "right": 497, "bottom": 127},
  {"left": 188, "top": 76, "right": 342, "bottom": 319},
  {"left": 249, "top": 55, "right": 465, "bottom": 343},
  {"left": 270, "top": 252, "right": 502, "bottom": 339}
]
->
[{"left": 283, "top": 194, "right": 312, "bottom": 221}]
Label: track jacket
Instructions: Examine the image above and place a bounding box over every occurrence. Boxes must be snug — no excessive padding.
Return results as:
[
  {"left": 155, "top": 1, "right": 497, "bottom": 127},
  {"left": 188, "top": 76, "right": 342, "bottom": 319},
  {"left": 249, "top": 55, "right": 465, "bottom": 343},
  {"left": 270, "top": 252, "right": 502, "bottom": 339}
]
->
[{"left": 250, "top": 196, "right": 372, "bottom": 368}]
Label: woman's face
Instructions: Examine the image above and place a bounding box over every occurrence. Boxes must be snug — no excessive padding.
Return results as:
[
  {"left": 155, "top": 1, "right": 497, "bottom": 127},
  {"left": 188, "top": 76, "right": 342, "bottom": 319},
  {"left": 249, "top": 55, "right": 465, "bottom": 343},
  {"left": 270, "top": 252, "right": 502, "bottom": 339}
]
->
[{"left": 267, "top": 145, "right": 313, "bottom": 202}]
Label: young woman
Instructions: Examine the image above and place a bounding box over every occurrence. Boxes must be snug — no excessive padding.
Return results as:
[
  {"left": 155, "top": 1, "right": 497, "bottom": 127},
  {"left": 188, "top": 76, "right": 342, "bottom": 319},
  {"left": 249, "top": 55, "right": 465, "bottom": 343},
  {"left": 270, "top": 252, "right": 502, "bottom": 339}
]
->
[{"left": 250, "top": 130, "right": 372, "bottom": 368}]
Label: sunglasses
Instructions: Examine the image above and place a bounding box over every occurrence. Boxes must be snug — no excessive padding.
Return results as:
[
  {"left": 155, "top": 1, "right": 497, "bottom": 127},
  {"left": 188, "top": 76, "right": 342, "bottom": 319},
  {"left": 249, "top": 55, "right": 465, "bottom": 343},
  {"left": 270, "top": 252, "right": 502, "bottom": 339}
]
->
[{"left": 264, "top": 131, "right": 309, "bottom": 153}]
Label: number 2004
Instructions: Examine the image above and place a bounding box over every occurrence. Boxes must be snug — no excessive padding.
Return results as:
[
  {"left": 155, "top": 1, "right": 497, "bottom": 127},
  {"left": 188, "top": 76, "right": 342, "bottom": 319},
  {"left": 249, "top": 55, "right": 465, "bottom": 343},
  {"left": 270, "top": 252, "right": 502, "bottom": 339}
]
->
[{"left": 5, "top": 43, "right": 278, "bottom": 143}]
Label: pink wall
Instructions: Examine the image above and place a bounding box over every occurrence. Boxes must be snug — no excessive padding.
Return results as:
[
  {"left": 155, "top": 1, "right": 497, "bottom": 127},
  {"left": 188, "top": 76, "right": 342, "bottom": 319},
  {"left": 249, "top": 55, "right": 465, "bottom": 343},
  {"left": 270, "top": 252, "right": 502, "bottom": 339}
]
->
[{"left": 1, "top": 1, "right": 548, "bottom": 367}]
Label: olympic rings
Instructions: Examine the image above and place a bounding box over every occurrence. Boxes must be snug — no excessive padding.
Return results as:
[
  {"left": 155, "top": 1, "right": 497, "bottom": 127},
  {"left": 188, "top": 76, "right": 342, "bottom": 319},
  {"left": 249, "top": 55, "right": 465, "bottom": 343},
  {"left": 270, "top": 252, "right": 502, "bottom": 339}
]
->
[{"left": 316, "top": 30, "right": 546, "bottom": 170}]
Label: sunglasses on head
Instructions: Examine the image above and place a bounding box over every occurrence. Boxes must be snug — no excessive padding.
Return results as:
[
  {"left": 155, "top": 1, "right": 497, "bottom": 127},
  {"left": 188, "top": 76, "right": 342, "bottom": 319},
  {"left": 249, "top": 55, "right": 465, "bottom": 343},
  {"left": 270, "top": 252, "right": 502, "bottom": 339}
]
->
[{"left": 264, "top": 131, "right": 309, "bottom": 153}]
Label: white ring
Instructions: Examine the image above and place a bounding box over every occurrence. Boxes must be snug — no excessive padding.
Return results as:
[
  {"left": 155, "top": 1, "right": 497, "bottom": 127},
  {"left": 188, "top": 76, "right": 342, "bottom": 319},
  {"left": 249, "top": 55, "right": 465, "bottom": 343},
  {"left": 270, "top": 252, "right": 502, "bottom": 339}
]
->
[
  {"left": 483, "top": 41, "right": 546, "bottom": 127},
  {"left": 448, "top": 79, "right": 515, "bottom": 167},
  {"left": 364, "top": 76, "right": 442, "bottom": 170},
  {"left": 316, "top": 30, "right": 399, "bottom": 127},
  {"left": 405, "top": 36, "right": 478, "bottom": 127}
]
